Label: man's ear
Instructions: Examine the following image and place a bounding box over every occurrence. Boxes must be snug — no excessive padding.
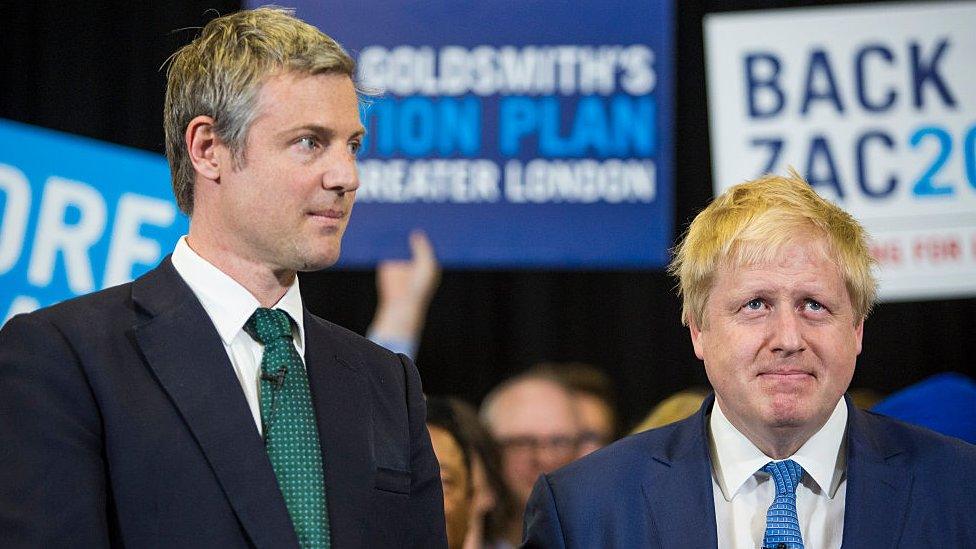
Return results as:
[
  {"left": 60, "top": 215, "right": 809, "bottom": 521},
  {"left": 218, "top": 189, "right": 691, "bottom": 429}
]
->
[
  {"left": 853, "top": 318, "right": 864, "bottom": 356},
  {"left": 689, "top": 316, "right": 705, "bottom": 361},
  {"left": 185, "top": 115, "right": 222, "bottom": 180}
]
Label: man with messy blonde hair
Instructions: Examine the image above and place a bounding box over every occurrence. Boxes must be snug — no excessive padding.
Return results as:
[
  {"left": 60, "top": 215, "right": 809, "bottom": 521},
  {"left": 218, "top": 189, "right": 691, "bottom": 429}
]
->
[
  {"left": 670, "top": 170, "right": 876, "bottom": 331},
  {"left": 0, "top": 7, "right": 446, "bottom": 547},
  {"left": 523, "top": 172, "right": 976, "bottom": 548}
]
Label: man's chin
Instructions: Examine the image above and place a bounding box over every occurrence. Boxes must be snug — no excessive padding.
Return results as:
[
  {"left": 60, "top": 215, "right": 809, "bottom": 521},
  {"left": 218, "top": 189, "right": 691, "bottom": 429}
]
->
[
  {"left": 762, "top": 396, "right": 813, "bottom": 428},
  {"left": 297, "top": 249, "right": 341, "bottom": 272}
]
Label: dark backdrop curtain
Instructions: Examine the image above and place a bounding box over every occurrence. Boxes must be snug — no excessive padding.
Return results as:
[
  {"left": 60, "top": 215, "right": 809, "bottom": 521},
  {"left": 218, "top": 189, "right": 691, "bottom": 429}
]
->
[{"left": 2, "top": 0, "right": 972, "bottom": 428}]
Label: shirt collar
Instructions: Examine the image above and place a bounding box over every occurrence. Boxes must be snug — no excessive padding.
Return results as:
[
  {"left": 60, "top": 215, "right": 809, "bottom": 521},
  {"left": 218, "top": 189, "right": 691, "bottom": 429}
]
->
[
  {"left": 708, "top": 396, "right": 847, "bottom": 501},
  {"left": 170, "top": 236, "right": 306, "bottom": 354}
]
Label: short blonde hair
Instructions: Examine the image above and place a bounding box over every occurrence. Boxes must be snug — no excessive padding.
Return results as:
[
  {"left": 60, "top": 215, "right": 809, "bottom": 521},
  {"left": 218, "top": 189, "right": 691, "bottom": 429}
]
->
[
  {"left": 669, "top": 171, "right": 876, "bottom": 328},
  {"left": 164, "top": 6, "right": 356, "bottom": 215},
  {"left": 630, "top": 388, "right": 708, "bottom": 434}
]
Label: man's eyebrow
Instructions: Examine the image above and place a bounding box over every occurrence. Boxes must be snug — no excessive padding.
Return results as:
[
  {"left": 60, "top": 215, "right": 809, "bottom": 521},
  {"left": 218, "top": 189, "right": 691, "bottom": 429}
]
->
[{"left": 277, "top": 124, "right": 366, "bottom": 139}]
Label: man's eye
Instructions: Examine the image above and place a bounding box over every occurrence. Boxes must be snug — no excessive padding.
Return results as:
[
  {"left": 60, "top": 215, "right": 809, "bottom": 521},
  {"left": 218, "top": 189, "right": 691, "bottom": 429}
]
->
[
  {"left": 348, "top": 140, "right": 361, "bottom": 155},
  {"left": 805, "top": 299, "right": 825, "bottom": 312},
  {"left": 745, "top": 298, "right": 764, "bottom": 310},
  {"left": 297, "top": 136, "right": 318, "bottom": 149}
]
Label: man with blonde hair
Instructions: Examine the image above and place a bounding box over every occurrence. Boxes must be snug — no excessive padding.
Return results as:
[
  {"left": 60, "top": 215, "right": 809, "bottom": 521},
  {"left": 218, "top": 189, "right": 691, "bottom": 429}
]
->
[
  {"left": 523, "top": 172, "right": 976, "bottom": 548},
  {"left": 0, "top": 7, "right": 445, "bottom": 547}
]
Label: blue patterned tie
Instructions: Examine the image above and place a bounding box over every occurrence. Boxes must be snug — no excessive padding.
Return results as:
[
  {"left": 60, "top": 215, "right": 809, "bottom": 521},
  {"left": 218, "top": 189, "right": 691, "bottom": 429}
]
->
[{"left": 762, "top": 460, "right": 804, "bottom": 549}]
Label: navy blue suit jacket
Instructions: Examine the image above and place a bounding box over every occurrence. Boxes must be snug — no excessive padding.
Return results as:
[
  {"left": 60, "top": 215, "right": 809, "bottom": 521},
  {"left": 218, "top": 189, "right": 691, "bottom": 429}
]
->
[
  {"left": 523, "top": 394, "right": 976, "bottom": 548},
  {"left": 0, "top": 258, "right": 447, "bottom": 548}
]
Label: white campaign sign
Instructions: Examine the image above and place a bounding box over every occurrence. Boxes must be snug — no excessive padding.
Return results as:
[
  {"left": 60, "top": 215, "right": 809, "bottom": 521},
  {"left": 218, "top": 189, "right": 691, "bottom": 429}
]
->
[{"left": 705, "top": 1, "right": 976, "bottom": 301}]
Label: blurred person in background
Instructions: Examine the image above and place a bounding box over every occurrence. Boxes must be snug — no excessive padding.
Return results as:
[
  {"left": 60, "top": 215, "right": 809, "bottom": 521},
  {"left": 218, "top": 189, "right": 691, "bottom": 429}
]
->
[
  {"left": 480, "top": 373, "right": 581, "bottom": 546},
  {"left": 530, "top": 362, "right": 619, "bottom": 456},
  {"left": 426, "top": 398, "right": 475, "bottom": 549},
  {"left": 367, "top": 230, "right": 440, "bottom": 359},
  {"left": 443, "top": 398, "right": 520, "bottom": 549},
  {"left": 847, "top": 387, "right": 884, "bottom": 409},
  {"left": 872, "top": 372, "right": 976, "bottom": 444},
  {"left": 630, "top": 387, "right": 709, "bottom": 434}
]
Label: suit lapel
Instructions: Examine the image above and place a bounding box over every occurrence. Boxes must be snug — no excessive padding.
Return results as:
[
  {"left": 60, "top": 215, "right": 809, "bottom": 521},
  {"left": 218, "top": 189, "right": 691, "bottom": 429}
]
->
[
  {"left": 641, "top": 395, "right": 718, "bottom": 548},
  {"left": 130, "top": 259, "right": 298, "bottom": 549},
  {"left": 304, "top": 312, "right": 373, "bottom": 548},
  {"left": 638, "top": 395, "right": 914, "bottom": 548},
  {"left": 841, "top": 401, "right": 912, "bottom": 548}
]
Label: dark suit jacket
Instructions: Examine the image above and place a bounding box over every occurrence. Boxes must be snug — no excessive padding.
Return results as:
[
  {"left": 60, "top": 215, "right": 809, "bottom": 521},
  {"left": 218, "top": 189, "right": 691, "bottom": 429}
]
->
[
  {"left": 0, "top": 258, "right": 447, "bottom": 548},
  {"left": 523, "top": 394, "right": 976, "bottom": 548}
]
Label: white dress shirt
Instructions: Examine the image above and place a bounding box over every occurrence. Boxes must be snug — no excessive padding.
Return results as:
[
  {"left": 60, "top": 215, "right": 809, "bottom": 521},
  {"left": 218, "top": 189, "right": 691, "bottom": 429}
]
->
[
  {"left": 709, "top": 398, "right": 848, "bottom": 549},
  {"left": 170, "top": 236, "right": 306, "bottom": 435}
]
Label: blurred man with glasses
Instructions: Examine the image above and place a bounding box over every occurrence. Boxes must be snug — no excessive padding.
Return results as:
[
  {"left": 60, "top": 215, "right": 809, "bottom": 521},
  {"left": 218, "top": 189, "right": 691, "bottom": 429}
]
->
[{"left": 480, "top": 374, "right": 581, "bottom": 546}]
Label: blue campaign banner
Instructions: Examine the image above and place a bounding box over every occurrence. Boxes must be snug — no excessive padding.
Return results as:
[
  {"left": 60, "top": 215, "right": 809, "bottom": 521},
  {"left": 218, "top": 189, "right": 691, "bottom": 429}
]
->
[
  {"left": 267, "top": 1, "right": 674, "bottom": 268},
  {"left": 0, "top": 119, "right": 187, "bottom": 323}
]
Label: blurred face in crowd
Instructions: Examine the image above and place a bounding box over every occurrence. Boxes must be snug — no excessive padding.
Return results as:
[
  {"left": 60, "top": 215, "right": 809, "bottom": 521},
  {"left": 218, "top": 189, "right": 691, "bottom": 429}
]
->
[
  {"left": 574, "top": 392, "right": 614, "bottom": 456},
  {"left": 485, "top": 378, "right": 581, "bottom": 506},
  {"left": 428, "top": 425, "right": 471, "bottom": 549},
  {"left": 462, "top": 454, "right": 496, "bottom": 549},
  {"left": 468, "top": 454, "right": 495, "bottom": 525},
  {"left": 689, "top": 236, "right": 863, "bottom": 457}
]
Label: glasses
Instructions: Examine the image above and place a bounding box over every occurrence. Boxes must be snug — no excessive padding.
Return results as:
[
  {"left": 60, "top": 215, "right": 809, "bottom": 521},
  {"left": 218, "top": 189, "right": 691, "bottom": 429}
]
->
[
  {"left": 577, "top": 430, "right": 609, "bottom": 448},
  {"left": 497, "top": 435, "right": 579, "bottom": 459}
]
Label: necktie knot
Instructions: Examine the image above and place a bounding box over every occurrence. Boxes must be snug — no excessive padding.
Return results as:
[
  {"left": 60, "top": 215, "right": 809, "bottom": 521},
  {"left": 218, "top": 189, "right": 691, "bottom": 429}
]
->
[
  {"left": 761, "top": 459, "right": 805, "bottom": 549},
  {"left": 763, "top": 459, "right": 804, "bottom": 495},
  {"left": 247, "top": 307, "right": 293, "bottom": 345}
]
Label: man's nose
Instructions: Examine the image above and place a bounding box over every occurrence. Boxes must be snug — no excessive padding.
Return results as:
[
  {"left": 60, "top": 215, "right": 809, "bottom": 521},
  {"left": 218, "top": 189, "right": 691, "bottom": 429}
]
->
[
  {"left": 323, "top": 149, "right": 360, "bottom": 195},
  {"left": 769, "top": 308, "right": 804, "bottom": 356},
  {"left": 534, "top": 440, "right": 578, "bottom": 471}
]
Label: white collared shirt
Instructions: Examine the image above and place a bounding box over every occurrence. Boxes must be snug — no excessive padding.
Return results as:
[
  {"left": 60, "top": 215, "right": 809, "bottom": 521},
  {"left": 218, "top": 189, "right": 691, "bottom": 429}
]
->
[
  {"left": 709, "top": 398, "right": 848, "bottom": 549},
  {"left": 170, "top": 236, "right": 306, "bottom": 435}
]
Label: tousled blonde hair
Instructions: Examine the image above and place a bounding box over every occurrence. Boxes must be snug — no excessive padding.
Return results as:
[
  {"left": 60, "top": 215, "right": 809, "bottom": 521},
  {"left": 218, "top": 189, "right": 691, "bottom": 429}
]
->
[{"left": 669, "top": 170, "right": 876, "bottom": 328}]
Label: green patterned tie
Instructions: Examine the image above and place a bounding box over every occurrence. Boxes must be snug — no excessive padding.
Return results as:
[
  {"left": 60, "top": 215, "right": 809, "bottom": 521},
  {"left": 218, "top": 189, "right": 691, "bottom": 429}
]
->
[{"left": 247, "top": 308, "right": 330, "bottom": 548}]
